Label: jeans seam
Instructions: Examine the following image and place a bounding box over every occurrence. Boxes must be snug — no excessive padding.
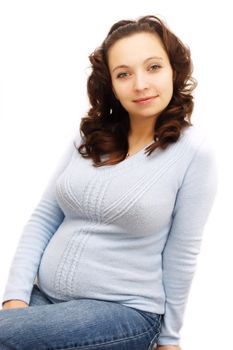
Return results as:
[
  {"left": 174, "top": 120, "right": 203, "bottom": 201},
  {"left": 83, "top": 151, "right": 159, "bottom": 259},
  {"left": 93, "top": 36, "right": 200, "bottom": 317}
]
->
[
  {"left": 49, "top": 322, "right": 158, "bottom": 350},
  {"left": 147, "top": 330, "right": 160, "bottom": 350},
  {"left": 147, "top": 315, "right": 162, "bottom": 350}
]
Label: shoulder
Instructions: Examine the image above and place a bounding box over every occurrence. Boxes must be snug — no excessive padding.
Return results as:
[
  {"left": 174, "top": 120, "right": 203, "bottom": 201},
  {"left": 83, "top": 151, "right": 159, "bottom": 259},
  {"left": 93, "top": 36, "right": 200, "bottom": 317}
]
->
[
  {"left": 180, "top": 124, "right": 209, "bottom": 148},
  {"left": 179, "top": 125, "right": 216, "bottom": 162},
  {"left": 179, "top": 126, "right": 218, "bottom": 190}
]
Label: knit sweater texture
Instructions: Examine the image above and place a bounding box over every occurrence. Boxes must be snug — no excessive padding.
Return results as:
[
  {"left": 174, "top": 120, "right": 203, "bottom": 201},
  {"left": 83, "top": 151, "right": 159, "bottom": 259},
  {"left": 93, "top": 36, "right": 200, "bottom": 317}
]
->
[{"left": 2, "top": 125, "right": 218, "bottom": 345}]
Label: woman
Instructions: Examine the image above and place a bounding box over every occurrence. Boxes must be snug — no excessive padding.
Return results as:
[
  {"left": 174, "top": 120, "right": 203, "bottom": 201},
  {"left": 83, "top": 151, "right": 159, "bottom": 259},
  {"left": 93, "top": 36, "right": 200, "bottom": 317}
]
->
[{"left": 0, "top": 15, "right": 217, "bottom": 349}]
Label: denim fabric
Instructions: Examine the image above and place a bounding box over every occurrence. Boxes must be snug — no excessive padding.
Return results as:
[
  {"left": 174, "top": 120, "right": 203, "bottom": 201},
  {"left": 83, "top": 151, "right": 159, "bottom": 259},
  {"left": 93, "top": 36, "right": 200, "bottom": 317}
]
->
[{"left": 0, "top": 285, "right": 162, "bottom": 350}]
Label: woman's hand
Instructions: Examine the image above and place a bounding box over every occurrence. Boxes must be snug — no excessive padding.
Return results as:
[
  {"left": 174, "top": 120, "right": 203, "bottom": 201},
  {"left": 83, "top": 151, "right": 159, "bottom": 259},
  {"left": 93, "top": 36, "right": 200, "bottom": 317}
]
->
[
  {"left": 156, "top": 346, "right": 182, "bottom": 350},
  {"left": 2, "top": 299, "right": 29, "bottom": 310}
]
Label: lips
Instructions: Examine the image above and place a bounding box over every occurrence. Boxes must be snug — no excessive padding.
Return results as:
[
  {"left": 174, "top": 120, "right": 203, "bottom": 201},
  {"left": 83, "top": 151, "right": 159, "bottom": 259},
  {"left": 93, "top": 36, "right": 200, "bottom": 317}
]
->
[{"left": 133, "top": 95, "right": 158, "bottom": 103}]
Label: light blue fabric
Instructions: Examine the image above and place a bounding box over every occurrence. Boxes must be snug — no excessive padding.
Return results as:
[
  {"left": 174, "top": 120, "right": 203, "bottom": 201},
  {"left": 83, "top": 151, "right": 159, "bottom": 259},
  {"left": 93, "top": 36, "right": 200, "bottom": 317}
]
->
[{"left": 2, "top": 125, "right": 218, "bottom": 345}]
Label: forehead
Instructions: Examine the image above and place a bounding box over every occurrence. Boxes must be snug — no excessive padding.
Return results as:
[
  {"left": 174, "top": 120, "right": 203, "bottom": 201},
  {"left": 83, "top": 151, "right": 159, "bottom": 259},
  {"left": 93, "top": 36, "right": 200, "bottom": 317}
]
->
[{"left": 108, "top": 32, "right": 169, "bottom": 67}]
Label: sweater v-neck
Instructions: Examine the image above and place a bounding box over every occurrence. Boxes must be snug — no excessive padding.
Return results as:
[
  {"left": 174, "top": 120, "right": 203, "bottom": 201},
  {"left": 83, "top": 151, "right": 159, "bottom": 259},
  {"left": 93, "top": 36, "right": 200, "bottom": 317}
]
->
[{"left": 126, "top": 140, "right": 155, "bottom": 159}]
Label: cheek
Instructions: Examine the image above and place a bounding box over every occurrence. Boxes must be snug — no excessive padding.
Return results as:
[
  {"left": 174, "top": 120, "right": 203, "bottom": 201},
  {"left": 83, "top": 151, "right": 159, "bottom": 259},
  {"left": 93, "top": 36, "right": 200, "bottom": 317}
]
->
[
  {"left": 113, "top": 84, "right": 130, "bottom": 101},
  {"left": 166, "top": 79, "right": 174, "bottom": 97},
  {"left": 158, "top": 73, "right": 173, "bottom": 96}
]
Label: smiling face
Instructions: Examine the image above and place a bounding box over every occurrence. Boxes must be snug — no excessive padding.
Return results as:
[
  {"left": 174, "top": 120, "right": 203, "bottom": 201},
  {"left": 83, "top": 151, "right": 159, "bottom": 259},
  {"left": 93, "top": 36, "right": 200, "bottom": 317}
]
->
[{"left": 108, "top": 32, "right": 174, "bottom": 124}]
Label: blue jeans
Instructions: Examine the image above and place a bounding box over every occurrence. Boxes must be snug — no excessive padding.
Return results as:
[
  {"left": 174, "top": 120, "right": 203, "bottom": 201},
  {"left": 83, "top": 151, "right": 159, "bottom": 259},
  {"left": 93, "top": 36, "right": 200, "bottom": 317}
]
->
[{"left": 0, "top": 285, "right": 162, "bottom": 349}]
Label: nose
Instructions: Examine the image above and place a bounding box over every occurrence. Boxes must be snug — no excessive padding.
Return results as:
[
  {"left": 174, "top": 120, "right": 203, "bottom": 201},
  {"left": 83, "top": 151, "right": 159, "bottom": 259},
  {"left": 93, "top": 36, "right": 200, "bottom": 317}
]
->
[{"left": 133, "top": 72, "right": 149, "bottom": 91}]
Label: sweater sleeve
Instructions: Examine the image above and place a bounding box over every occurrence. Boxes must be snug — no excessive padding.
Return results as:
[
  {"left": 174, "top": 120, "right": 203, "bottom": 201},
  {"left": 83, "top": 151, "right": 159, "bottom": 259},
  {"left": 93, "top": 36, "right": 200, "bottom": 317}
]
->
[
  {"left": 2, "top": 136, "right": 79, "bottom": 306},
  {"left": 157, "top": 137, "right": 218, "bottom": 345}
]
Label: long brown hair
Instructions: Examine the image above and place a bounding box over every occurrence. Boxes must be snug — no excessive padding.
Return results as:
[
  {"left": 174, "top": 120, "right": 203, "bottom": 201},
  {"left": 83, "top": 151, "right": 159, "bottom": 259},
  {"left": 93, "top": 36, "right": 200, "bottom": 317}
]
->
[{"left": 77, "top": 15, "right": 197, "bottom": 167}]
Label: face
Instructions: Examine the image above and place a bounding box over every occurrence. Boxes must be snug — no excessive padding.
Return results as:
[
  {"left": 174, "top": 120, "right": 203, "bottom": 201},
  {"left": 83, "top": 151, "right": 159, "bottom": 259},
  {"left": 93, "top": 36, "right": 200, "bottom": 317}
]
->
[{"left": 108, "top": 32, "right": 173, "bottom": 123}]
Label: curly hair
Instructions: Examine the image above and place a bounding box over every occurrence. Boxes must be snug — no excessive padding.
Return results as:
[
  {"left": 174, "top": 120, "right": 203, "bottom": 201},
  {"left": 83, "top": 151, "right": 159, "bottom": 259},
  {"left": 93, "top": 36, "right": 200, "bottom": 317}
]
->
[{"left": 77, "top": 15, "right": 197, "bottom": 167}]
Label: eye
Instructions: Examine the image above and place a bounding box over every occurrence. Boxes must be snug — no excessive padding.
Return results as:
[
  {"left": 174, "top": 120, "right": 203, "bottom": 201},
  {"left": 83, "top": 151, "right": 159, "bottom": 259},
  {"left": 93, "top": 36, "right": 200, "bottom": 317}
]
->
[
  {"left": 149, "top": 64, "right": 161, "bottom": 71},
  {"left": 116, "top": 72, "right": 129, "bottom": 79}
]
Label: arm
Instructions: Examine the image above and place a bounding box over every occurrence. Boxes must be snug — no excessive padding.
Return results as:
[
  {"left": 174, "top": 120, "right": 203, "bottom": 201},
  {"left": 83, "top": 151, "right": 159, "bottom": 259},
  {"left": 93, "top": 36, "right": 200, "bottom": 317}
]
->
[
  {"left": 157, "top": 138, "right": 218, "bottom": 346},
  {"left": 1, "top": 136, "right": 79, "bottom": 307}
]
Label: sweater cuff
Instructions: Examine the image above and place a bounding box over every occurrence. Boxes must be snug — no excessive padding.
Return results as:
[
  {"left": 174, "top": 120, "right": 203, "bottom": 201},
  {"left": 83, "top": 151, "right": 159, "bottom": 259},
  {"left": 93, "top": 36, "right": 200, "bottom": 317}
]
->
[
  {"left": 2, "top": 290, "right": 31, "bottom": 306},
  {"left": 157, "top": 335, "right": 180, "bottom": 346}
]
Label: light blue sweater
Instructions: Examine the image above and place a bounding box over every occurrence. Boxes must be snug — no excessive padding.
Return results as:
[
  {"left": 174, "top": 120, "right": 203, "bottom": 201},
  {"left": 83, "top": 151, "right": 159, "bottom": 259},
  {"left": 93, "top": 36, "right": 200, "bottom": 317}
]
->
[{"left": 2, "top": 125, "right": 217, "bottom": 345}]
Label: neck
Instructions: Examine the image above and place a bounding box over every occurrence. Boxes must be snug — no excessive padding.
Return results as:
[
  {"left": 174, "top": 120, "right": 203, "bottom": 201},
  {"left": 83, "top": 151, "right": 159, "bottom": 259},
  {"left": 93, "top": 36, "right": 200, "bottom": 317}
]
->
[
  {"left": 128, "top": 130, "right": 155, "bottom": 147},
  {"left": 127, "top": 135, "right": 155, "bottom": 158},
  {"left": 128, "top": 117, "right": 156, "bottom": 144}
]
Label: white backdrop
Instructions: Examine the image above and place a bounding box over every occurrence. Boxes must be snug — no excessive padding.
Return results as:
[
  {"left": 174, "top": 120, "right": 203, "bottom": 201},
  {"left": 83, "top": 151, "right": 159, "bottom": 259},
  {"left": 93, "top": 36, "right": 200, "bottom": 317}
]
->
[{"left": 0, "top": 1, "right": 232, "bottom": 349}]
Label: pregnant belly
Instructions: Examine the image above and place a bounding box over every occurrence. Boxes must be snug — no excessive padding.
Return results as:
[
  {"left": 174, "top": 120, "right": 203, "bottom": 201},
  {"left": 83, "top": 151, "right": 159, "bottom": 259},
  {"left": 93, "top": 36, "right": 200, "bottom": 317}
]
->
[
  {"left": 38, "top": 220, "right": 94, "bottom": 301},
  {"left": 37, "top": 219, "right": 162, "bottom": 305}
]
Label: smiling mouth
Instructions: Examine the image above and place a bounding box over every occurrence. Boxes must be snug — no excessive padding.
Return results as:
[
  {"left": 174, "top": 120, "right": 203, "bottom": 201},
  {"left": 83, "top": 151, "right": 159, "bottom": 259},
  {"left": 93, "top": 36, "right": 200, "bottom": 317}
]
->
[{"left": 133, "top": 96, "right": 158, "bottom": 104}]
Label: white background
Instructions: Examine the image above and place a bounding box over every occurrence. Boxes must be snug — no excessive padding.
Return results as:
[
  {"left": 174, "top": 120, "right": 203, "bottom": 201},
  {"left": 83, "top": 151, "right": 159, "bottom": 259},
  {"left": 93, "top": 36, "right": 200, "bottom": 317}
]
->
[{"left": 0, "top": 1, "right": 232, "bottom": 349}]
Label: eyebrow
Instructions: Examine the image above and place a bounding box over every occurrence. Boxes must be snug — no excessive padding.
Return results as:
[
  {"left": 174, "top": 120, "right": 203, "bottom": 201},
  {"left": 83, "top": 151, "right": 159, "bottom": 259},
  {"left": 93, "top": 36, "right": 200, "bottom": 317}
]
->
[{"left": 112, "top": 56, "right": 163, "bottom": 73}]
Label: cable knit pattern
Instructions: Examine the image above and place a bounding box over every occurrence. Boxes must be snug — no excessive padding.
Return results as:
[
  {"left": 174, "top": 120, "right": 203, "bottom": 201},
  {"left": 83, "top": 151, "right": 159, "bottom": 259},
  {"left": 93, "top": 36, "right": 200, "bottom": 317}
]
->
[{"left": 2, "top": 125, "right": 218, "bottom": 345}]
